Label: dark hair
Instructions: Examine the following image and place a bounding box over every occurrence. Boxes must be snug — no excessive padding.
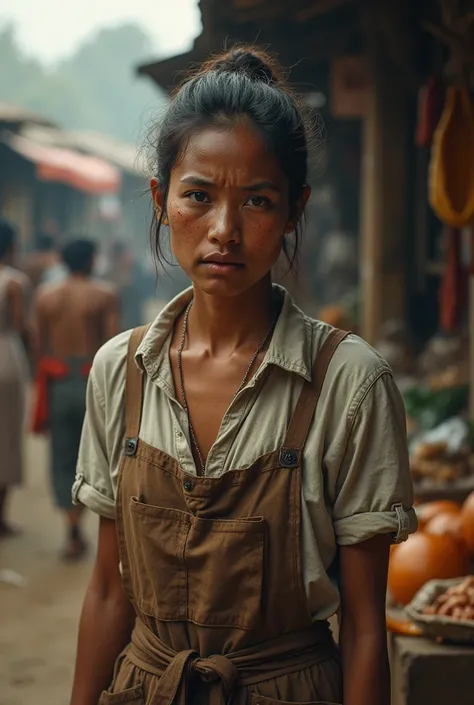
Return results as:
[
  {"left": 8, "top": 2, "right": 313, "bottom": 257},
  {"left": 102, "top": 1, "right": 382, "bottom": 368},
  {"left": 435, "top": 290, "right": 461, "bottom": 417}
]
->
[
  {"left": 0, "top": 218, "right": 16, "bottom": 260},
  {"left": 37, "top": 233, "right": 56, "bottom": 251},
  {"left": 61, "top": 238, "right": 96, "bottom": 274},
  {"left": 151, "top": 45, "right": 311, "bottom": 271}
]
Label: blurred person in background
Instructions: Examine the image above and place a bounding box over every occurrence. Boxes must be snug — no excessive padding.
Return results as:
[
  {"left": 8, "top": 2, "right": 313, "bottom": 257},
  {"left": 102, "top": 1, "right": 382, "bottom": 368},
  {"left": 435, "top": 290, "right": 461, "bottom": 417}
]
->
[
  {"left": 32, "top": 238, "right": 119, "bottom": 560},
  {"left": 0, "top": 218, "right": 30, "bottom": 536},
  {"left": 22, "top": 233, "right": 66, "bottom": 289},
  {"left": 314, "top": 229, "right": 358, "bottom": 308},
  {"left": 105, "top": 241, "right": 154, "bottom": 330}
]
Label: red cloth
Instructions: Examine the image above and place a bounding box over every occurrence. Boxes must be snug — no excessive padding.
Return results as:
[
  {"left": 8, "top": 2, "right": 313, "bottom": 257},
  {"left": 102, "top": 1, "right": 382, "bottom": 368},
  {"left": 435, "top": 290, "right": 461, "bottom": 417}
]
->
[
  {"left": 440, "top": 227, "right": 467, "bottom": 332},
  {"left": 31, "top": 358, "right": 92, "bottom": 434},
  {"left": 415, "top": 75, "right": 445, "bottom": 148}
]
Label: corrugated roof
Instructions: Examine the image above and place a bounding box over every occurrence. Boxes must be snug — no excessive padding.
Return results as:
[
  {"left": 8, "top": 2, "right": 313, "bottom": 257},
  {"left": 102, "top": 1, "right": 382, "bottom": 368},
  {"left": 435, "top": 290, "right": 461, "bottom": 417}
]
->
[
  {"left": 19, "top": 124, "right": 147, "bottom": 176},
  {"left": 0, "top": 102, "right": 56, "bottom": 128},
  {"left": 65, "top": 131, "right": 147, "bottom": 176},
  {"left": 4, "top": 131, "right": 120, "bottom": 195}
]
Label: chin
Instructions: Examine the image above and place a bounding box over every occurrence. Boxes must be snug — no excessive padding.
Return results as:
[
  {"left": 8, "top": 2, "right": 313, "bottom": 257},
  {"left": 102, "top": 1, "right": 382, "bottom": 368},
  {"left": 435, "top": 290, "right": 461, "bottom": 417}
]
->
[
  {"left": 195, "top": 281, "right": 248, "bottom": 298},
  {"left": 190, "top": 272, "right": 254, "bottom": 299}
]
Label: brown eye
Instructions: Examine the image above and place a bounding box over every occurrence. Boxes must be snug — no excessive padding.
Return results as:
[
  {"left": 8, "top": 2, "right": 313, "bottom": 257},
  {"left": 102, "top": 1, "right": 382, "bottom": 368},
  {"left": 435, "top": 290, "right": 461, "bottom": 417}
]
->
[
  {"left": 186, "top": 191, "right": 210, "bottom": 203},
  {"left": 246, "top": 195, "right": 270, "bottom": 208}
]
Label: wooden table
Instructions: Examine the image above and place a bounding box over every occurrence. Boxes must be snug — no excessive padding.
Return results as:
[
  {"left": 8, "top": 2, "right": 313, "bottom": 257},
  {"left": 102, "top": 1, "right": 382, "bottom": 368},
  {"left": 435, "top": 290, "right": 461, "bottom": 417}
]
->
[
  {"left": 390, "top": 634, "right": 474, "bottom": 705},
  {"left": 414, "top": 476, "right": 474, "bottom": 504}
]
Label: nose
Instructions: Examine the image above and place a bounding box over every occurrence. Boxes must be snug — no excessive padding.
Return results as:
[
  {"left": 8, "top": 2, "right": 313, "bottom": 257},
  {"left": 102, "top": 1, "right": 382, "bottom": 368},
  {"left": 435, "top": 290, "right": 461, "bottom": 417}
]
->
[{"left": 207, "top": 203, "right": 241, "bottom": 245}]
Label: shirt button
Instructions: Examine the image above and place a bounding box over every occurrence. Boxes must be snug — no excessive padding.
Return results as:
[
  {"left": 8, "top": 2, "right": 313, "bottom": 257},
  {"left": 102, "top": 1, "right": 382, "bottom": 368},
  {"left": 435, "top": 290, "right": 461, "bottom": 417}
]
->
[{"left": 183, "top": 480, "right": 193, "bottom": 492}]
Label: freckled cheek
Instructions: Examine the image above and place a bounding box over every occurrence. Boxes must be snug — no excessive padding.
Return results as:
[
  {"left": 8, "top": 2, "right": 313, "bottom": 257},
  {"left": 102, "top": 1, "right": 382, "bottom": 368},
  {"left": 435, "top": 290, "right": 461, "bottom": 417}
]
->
[
  {"left": 168, "top": 205, "right": 204, "bottom": 241},
  {"left": 167, "top": 203, "right": 188, "bottom": 228},
  {"left": 168, "top": 207, "right": 208, "bottom": 261},
  {"left": 245, "top": 221, "right": 284, "bottom": 257}
]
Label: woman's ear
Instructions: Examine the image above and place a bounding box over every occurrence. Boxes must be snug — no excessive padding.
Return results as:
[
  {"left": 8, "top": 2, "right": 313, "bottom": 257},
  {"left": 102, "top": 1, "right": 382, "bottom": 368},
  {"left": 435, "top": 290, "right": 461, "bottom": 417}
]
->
[
  {"left": 284, "top": 185, "right": 311, "bottom": 235},
  {"left": 150, "top": 178, "right": 168, "bottom": 225}
]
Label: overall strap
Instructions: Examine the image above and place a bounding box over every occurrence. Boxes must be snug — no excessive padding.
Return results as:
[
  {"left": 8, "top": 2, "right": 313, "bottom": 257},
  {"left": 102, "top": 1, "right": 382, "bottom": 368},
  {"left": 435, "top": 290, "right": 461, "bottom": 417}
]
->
[
  {"left": 280, "top": 329, "right": 349, "bottom": 465},
  {"left": 124, "top": 324, "right": 151, "bottom": 456}
]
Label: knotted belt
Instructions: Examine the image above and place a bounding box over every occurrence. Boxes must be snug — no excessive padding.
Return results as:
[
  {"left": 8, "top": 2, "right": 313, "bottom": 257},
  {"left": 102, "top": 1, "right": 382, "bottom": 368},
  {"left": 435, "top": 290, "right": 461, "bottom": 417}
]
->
[
  {"left": 30, "top": 356, "right": 92, "bottom": 434},
  {"left": 127, "top": 619, "right": 337, "bottom": 705}
]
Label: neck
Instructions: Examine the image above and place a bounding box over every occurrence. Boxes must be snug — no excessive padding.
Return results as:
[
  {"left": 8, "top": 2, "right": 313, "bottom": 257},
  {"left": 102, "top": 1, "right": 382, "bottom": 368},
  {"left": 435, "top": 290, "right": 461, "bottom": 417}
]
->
[
  {"left": 188, "top": 276, "right": 275, "bottom": 355},
  {"left": 69, "top": 272, "right": 90, "bottom": 280}
]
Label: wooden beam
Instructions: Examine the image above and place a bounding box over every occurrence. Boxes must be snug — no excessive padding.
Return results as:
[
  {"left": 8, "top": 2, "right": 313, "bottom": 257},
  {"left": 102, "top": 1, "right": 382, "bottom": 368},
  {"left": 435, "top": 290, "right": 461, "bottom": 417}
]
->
[
  {"left": 296, "top": 0, "right": 354, "bottom": 22},
  {"left": 137, "top": 47, "right": 204, "bottom": 90},
  {"left": 137, "top": 26, "right": 345, "bottom": 92}
]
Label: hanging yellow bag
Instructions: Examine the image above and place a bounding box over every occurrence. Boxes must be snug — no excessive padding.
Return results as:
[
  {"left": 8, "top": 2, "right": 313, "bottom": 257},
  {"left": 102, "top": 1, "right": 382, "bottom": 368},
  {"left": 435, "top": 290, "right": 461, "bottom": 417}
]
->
[{"left": 429, "top": 86, "right": 474, "bottom": 227}]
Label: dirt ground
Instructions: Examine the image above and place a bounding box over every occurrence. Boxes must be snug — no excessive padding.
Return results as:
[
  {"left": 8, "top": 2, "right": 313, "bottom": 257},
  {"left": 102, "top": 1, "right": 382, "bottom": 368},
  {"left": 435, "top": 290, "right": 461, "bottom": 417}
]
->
[
  {"left": 0, "top": 300, "right": 168, "bottom": 705},
  {"left": 0, "top": 433, "right": 97, "bottom": 705}
]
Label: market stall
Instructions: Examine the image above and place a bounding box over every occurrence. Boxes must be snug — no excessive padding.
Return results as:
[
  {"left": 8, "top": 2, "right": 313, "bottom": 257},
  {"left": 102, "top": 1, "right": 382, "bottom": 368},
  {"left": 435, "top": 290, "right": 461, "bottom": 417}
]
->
[{"left": 382, "top": 4, "right": 474, "bottom": 701}]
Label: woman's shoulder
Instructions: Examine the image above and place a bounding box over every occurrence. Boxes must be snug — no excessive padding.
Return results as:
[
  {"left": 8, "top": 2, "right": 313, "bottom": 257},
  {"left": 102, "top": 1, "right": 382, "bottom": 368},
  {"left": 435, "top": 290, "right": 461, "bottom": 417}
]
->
[
  {"left": 308, "top": 317, "right": 393, "bottom": 393},
  {"left": 275, "top": 287, "right": 391, "bottom": 390},
  {"left": 304, "top": 318, "right": 400, "bottom": 436}
]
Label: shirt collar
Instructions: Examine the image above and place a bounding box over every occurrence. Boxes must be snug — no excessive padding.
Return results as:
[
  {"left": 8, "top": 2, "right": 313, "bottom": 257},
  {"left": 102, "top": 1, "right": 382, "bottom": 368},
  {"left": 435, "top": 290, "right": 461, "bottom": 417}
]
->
[{"left": 135, "top": 284, "right": 313, "bottom": 383}]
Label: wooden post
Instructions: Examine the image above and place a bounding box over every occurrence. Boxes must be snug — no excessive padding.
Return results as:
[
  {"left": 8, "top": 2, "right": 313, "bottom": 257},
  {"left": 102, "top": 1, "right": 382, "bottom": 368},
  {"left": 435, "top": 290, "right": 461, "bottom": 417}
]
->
[
  {"left": 469, "top": 227, "right": 474, "bottom": 420},
  {"left": 359, "top": 2, "right": 409, "bottom": 344},
  {"left": 359, "top": 81, "right": 383, "bottom": 345}
]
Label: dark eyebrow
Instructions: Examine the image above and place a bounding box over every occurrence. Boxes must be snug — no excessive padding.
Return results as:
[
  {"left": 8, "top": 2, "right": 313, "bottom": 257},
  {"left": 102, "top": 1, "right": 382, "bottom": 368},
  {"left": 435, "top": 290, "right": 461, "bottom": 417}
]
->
[
  {"left": 180, "top": 177, "right": 215, "bottom": 188},
  {"left": 244, "top": 181, "right": 281, "bottom": 193},
  {"left": 180, "top": 177, "right": 281, "bottom": 193}
]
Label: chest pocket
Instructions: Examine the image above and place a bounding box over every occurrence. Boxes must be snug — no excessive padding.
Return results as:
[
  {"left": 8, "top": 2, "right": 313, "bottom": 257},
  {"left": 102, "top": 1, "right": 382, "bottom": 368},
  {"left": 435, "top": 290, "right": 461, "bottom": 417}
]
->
[{"left": 126, "top": 496, "right": 266, "bottom": 630}]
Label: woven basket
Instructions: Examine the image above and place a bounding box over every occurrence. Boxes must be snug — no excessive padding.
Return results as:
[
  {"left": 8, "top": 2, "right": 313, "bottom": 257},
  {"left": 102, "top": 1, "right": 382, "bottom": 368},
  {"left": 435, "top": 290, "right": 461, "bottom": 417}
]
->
[{"left": 406, "top": 577, "right": 474, "bottom": 644}]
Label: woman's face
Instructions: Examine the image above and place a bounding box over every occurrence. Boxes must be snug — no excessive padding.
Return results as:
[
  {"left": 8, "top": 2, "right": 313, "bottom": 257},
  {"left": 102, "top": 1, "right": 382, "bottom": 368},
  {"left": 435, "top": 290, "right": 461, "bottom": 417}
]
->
[{"left": 152, "top": 121, "right": 306, "bottom": 298}]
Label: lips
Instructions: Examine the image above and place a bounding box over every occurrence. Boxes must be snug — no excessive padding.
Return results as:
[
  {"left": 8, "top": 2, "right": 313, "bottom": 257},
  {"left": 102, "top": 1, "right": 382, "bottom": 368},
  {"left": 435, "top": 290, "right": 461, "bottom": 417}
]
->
[{"left": 201, "top": 253, "right": 244, "bottom": 268}]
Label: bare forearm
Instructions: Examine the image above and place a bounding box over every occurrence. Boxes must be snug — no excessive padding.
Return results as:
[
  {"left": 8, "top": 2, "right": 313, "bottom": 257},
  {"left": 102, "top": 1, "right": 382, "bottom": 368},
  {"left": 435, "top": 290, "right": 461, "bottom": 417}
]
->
[
  {"left": 70, "top": 586, "right": 135, "bottom": 705},
  {"left": 339, "top": 622, "right": 390, "bottom": 705}
]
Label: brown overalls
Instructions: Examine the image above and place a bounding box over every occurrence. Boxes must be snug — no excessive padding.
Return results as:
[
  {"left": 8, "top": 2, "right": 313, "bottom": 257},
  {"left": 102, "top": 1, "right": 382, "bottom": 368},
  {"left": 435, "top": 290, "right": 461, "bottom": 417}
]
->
[{"left": 101, "top": 327, "right": 347, "bottom": 705}]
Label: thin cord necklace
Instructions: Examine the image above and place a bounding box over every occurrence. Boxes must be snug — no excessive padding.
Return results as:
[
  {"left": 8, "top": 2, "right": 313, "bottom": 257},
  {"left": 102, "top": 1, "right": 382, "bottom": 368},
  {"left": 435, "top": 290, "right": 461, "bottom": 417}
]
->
[{"left": 177, "top": 299, "right": 277, "bottom": 475}]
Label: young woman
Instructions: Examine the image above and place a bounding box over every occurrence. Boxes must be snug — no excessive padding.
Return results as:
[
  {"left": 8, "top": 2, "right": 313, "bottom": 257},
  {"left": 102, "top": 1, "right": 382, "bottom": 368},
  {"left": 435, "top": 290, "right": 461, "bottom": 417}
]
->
[
  {"left": 71, "top": 47, "right": 416, "bottom": 705},
  {"left": 0, "top": 219, "right": 30, "bottom": 536}
]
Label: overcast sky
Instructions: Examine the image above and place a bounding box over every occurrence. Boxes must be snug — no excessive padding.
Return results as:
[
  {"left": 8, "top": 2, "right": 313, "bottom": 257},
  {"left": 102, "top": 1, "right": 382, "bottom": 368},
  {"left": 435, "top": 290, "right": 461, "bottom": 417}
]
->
[{"left": 0, "top": 0, "right": 201, "bottom": 64}]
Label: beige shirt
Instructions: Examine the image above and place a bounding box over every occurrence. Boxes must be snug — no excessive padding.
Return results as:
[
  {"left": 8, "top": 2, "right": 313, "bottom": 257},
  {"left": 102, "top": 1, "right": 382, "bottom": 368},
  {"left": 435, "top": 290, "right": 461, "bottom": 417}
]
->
[{"left": 73, "top": 285, "right": 416, "bottom": 620}]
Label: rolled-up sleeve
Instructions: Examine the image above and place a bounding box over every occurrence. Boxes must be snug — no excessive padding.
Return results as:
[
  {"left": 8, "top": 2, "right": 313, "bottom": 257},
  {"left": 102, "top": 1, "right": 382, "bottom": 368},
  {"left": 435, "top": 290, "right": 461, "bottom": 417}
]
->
[
  {"left": 72, "top": 372, "right": 116, "bottom": 519},
  {"left": 332, "top": 371, "right": 417, "bottom": 545}
]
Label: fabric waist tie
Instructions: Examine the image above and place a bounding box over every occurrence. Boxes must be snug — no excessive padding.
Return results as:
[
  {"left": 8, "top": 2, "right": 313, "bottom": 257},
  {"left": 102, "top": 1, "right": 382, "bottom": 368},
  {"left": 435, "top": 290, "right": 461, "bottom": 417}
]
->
[
  {"left": 31, "top": 356, "right": 93, "bottom": 434},
  {"left": 127, "top": 619, "right": 337, "bottom": 705}
]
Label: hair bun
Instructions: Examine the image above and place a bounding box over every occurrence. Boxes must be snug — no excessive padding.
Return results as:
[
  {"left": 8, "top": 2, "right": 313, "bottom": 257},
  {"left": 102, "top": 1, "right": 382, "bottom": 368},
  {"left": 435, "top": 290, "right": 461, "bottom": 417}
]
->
[{"left": 210, "top": 47, "right": 279, "bottom": 85}]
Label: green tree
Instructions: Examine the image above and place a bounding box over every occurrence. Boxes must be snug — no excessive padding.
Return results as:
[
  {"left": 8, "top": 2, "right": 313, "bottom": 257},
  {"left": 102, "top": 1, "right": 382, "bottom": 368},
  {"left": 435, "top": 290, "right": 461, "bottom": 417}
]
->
[
  {"left": 59, "top": 23, "right": 167, "bottom": 142},
  {"left": 0, "top": 24, "right": 44, "bottom": 105},
  {"left": 0, "top": 21, "right": 166, "bottom": 144},
  {"left": 21, "top": 70, "right": 108, "bottom": 133}
]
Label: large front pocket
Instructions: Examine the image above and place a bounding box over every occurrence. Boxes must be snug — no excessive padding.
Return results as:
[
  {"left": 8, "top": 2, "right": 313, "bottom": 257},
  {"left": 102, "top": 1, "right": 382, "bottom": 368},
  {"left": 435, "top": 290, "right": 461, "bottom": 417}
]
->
[
  {"left": 186, "top": 514, "right": 265, "bottom": 629},
  {"left": 128, "top": 498, "right": 265, "bottom": 629}
]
